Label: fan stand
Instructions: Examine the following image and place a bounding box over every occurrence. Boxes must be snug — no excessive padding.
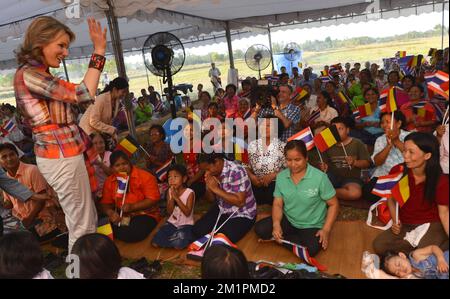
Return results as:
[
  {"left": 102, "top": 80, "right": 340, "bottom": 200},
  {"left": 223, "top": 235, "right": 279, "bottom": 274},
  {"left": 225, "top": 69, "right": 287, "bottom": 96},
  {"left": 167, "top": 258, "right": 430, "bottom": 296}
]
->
[
  {"left": 163, "top": 67, "right": 177, "bottom": 119},
  {"left": 289, "top": 53, "right": 294, "bottom": 75},
  {"left": 257, "top": 60, "right": 261, "bottom": 80}
]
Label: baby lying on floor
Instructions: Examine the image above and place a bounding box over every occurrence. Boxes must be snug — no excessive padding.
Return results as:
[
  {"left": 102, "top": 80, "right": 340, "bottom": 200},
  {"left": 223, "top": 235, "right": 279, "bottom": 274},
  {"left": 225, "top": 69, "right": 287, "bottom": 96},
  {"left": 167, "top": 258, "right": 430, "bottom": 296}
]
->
[
  {"left": 381, "top": 245, "right": 448, "bottom": 279},
  {"left": 362, "top": 245, "right": 449, "bottom": 279}
]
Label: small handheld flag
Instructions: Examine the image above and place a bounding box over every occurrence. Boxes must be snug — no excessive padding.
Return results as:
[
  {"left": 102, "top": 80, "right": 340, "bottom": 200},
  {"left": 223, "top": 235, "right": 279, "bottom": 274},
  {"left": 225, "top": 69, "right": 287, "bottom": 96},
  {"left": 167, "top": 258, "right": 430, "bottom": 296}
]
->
[
  {"left": 337, "top": 91, "right": 350, "bottom": 105},
  {"left": 188, "top": 233, "right": 212, "bottom": 251},
  {"left": 97, "top": 217, "right": 113, "bottom": 240},
  {"left": 0, "top": 118, "right": 16, "bottom": 137},
  {"left": 155, "top": 158, "right": 173, "bottom": 182},
  {"left": 353, "top": 103, "right": 373, "bottom": 120},
  {"left": 391, "top": 174, "right": 410, "bottom": 208},
  {"left": 396, "top": 51, "right": 406, "bottom": 58},
  {"left": 115, "top": 173, "right": 128, "bottom": 200},
  {"left": 329, "top": 63, "right": 343, "bottom": 77},
  {"left": 352, "top": 109, "right": 360, "bottom": 120},
  {"left": 308, "top": 109, "right": 321, "bottom": 124},
  {"left": 320, "top": 70, "right": 332, "bottom": 83},
  {"left": 116, "top": 135, "right": 140, "bottom": 156},
  {"left": 313, "top": 125, "right": 341, "bottom": 152},
  {"left": 412, "top": 102, "right": 433, "bottom": 120},
  {"left": 187, "top": 233, "right": 237, "bottom": 252},
  {"left": 291, "top": 87, "right": 308, "bottom": 102},
  {"left": 288, "top": 127, "right": 315, "bottom": 150},
  {"left": 380, "top": 87, "right": 403, "bottom": 113},
  {"left": 371, "top": 172, "right": 404, "bottom": 198},
  {"left": 242, "top": 109, "right": 252, "bottom": 120},
  {"left": 424, "top": 71, "right": 449, "bottom": 99},
  {"left": 234, "top": 143, "right": 249, "bottom": 164},
  {"left": 280, "top": 239, "right": 327, "bottom": 272}
]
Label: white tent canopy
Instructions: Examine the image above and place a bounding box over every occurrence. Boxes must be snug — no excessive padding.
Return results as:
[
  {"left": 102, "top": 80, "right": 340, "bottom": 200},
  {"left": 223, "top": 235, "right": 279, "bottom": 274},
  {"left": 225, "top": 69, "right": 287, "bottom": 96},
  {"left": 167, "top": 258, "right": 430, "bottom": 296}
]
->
[{"left": 0, "top": 0, "right": 447, "bottom": 69}]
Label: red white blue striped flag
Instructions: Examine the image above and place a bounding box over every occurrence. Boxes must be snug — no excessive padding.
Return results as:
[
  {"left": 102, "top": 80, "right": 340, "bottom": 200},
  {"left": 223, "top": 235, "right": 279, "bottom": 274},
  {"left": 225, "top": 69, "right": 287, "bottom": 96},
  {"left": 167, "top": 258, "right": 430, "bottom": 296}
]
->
[
  {"left": 155, "top": 158, "right": 173, "bottom": 182},
  {"left": 287, "top": 127, "right": 315, "bottom": 150},
  {"left": 371, "top": 172, "right": 404, "bottom": 198},
  {"left": 0, "top": 118, "right": 16, "bottom": 136},
  {"left": 115, "top": 173, "right": 128, "bottom": 200},
  {"left": 281, "top": 239, "right": 327, "bottom": 271},
  {"left": 425, "top": 71, "right": 449, "bottom": 99}
]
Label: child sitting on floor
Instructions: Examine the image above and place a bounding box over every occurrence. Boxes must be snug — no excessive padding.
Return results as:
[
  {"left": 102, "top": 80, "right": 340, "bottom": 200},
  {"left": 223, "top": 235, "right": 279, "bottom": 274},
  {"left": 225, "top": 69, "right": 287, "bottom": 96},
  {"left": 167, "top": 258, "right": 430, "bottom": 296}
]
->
[
  {"left": 152, "top": 164, "right": 195, "bottom": 249},
  {"left": 381, "top": 245, "right": 449, "bottom": 279},
  {"left": 0, "top": 231, "right": 53, "bottom": 279},
  {"left": 71, "top": 233, "right": 145, "bottom": 279}
]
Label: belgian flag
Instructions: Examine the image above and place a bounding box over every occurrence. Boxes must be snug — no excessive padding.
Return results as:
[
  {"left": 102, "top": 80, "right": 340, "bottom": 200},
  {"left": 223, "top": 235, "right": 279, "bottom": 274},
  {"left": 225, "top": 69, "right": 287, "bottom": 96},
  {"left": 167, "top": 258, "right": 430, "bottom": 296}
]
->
[
  {"left": 234, "top": 143, "right": 249, "bottom": 164},
  {"left": 413, "top": 102, "right": 434, "bottom": 120},
  {"left": 337, "top": 91, "right": 350, "bottom": 105},
  {"left": 353, "top": 103, "right": 373, "bottom": 120},
  {"left": 97, "top": 217, "right": 113, "bottom": 240},
  {"left": 116, "top": 135, "right": 139, "bottom": 156},
  {"left": 291, "top": 87, "right": 308, "bottom": 102},
  {"left": 392, "top": 174, "right": 410, "bottom": 207},
  {"left": 313, "top": 125, "right": 342, "bottom": 152}
]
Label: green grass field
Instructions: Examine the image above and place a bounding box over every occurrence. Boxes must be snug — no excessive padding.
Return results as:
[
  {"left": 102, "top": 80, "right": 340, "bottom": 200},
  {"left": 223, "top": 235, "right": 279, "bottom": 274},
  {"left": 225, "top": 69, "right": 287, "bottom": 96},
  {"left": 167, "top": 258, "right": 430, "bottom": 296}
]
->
[{"left": 1, "top": 35, "right": 447, "bottom": 106}]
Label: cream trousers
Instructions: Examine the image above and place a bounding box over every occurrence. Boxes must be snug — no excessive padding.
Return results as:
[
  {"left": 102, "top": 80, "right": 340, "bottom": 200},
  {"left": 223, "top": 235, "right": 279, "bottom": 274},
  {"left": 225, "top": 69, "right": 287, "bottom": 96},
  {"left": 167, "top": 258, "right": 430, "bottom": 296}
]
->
[{"left": 36, "top": 153, "right": 97, "bottom": 252}]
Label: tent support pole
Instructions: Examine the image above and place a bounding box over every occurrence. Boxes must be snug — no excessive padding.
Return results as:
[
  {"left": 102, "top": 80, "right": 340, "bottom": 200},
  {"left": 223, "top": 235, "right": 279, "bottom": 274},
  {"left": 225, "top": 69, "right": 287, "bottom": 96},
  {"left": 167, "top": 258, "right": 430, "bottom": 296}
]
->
[
  {"left": 106, "top": 0, "right": 127, "bottom": 79},
  {"left": 62, "top": 59, "right": 70, "bottom": 82},
  {"left": 267, "top": 26, "right": 275, "bottom": 72},
  {"left": 105, "top": 0, "right": 136, "bottom": 139},
  {"left": 143, "top": 54, "right": 150, "bottom": 87},
  {"left": 225, "top": 21, "right": 235, "bottom": 69},
  {"left": 441, "top": 2, "right": 445, "bottom": 50}
]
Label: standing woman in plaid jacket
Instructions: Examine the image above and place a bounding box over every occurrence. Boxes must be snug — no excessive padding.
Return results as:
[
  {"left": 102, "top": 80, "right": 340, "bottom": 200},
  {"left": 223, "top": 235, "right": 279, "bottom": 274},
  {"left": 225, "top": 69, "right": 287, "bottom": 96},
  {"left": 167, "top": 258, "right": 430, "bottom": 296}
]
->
[{"left": 14, "top": 16, "right": 107, "bottom": 252}]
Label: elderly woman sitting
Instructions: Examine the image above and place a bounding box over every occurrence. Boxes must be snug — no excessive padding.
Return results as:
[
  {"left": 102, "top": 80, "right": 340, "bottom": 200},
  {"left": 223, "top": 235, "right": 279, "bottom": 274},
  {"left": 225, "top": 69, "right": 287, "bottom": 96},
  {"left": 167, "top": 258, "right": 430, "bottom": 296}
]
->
[{"left": 246, "top": 117, "right": 286, "bottom": 205}]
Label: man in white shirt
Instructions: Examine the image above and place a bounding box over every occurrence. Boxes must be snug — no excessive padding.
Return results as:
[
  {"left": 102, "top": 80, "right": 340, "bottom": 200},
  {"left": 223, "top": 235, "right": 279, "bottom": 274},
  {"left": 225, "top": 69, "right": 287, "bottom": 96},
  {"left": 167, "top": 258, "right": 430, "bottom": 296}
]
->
[{"left": 208, "top": 63, "right": 222, "bottom": 92}]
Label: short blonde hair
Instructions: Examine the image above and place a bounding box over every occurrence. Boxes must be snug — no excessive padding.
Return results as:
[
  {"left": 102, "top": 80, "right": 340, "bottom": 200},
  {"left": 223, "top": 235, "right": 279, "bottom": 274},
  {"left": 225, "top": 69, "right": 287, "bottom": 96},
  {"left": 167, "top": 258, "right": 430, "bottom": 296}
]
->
[{"left": 16, "top": 16, "right": 75, "bottom": 65}]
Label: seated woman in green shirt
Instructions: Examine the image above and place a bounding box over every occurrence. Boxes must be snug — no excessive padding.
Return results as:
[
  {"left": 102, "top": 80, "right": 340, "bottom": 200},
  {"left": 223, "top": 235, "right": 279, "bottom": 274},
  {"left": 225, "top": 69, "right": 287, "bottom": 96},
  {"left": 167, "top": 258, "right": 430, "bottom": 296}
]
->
[
  {"left": 135, "top": 96, "right": 153, "bottom": 125},
  {"left": 254, "top": 140, "right": 339, "bottom": 257}
]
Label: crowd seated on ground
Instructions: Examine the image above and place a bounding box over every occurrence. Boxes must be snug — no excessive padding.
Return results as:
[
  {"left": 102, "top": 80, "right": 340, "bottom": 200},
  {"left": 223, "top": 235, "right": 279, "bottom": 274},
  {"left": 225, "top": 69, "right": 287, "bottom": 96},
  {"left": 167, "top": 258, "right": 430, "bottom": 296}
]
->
[{"left": 1, "top": 32, "right": 449, "bottom": 279}]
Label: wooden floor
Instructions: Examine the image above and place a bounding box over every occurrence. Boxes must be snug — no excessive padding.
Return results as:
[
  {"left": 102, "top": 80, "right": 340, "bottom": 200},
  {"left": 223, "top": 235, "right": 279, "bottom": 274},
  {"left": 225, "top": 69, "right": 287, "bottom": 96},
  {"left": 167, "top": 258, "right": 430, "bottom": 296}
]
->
[{"left": 115, "top": 212, "right": 382, "bottom": 279}]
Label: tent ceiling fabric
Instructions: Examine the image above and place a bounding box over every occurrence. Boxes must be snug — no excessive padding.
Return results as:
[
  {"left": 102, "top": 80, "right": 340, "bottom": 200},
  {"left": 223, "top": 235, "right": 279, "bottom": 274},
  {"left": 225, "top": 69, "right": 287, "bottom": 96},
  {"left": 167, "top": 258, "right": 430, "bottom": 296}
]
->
[{"left": 0, "top": 0, "right": 447, "bottom": 69}]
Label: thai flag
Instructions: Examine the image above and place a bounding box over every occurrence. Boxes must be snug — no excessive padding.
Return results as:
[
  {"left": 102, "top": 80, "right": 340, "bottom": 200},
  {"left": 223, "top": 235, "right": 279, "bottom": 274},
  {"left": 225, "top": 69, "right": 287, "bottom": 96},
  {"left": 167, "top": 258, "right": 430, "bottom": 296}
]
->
[
  {"left": 154, "top": 100, "right": 164, "bottom": 112},
  {"left": 378, "top": 90, "right": 388, "bottom": 112},
  {"left": 188, "top": 233, "right": 212, "bottom": 251},
  {"left": 288, "top": 127, "right": 315, "bottom": 150},
  {"left": 1, "top": 119, "right": 16, "bottom": 136},
  {"left": 371, "top": 172, "right": 404, "bottom": 198},
  {"left": 329, "top": 64, "right": 343, "bottom": 76},
  {"left": 352, "top": 109, "right": 361, "bottom": 120},
  {"left": 242, "top": 109, "right": 252, "bottom": 120},
  {"left": 187, "top": 233, "right": 237, "bottom": 252},
  {"left": 115, "top": 173, "right": 128, "bottom": 200},
  {"left": 425, "top": 71, "right": 449, "bottom": 99},
  {"left": 290, "top": 241, "right": 327, "bottom": 272},
  {"left": 320, "top": 70, "right": 332, "bottom": 83},
  {"left": 308, "top": 109, "right": 321, "bottom": 124},
  {"left": 412, "top": 101, "right": 427, "bottom": 109},
  {"left": 429, "top": 96, "right": 448, "bottom": 122},
  {"left": 211, "top": 233, "right": 238, "bottom": 248},
  {"left": 155, "top": 158, "right": 173, "bottom": 182}
]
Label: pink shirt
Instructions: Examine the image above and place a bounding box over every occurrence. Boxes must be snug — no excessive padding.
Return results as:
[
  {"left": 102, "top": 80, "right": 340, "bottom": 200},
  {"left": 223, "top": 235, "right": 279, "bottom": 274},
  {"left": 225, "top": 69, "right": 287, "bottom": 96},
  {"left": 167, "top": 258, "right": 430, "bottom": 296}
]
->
[
  {"left": 167, "top": 188, "right": 195, "bottom": 227},
  {"left": 223, "top": 95, "right": 239, "bottom": 118}
]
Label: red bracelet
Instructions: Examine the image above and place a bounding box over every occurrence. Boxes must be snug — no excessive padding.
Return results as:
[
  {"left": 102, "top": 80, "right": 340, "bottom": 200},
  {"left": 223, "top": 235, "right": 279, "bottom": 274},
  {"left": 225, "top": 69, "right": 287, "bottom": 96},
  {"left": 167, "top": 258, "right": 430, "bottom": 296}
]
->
[{"left": 89, "top": 53, "right": 106, "bottom": 72}]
